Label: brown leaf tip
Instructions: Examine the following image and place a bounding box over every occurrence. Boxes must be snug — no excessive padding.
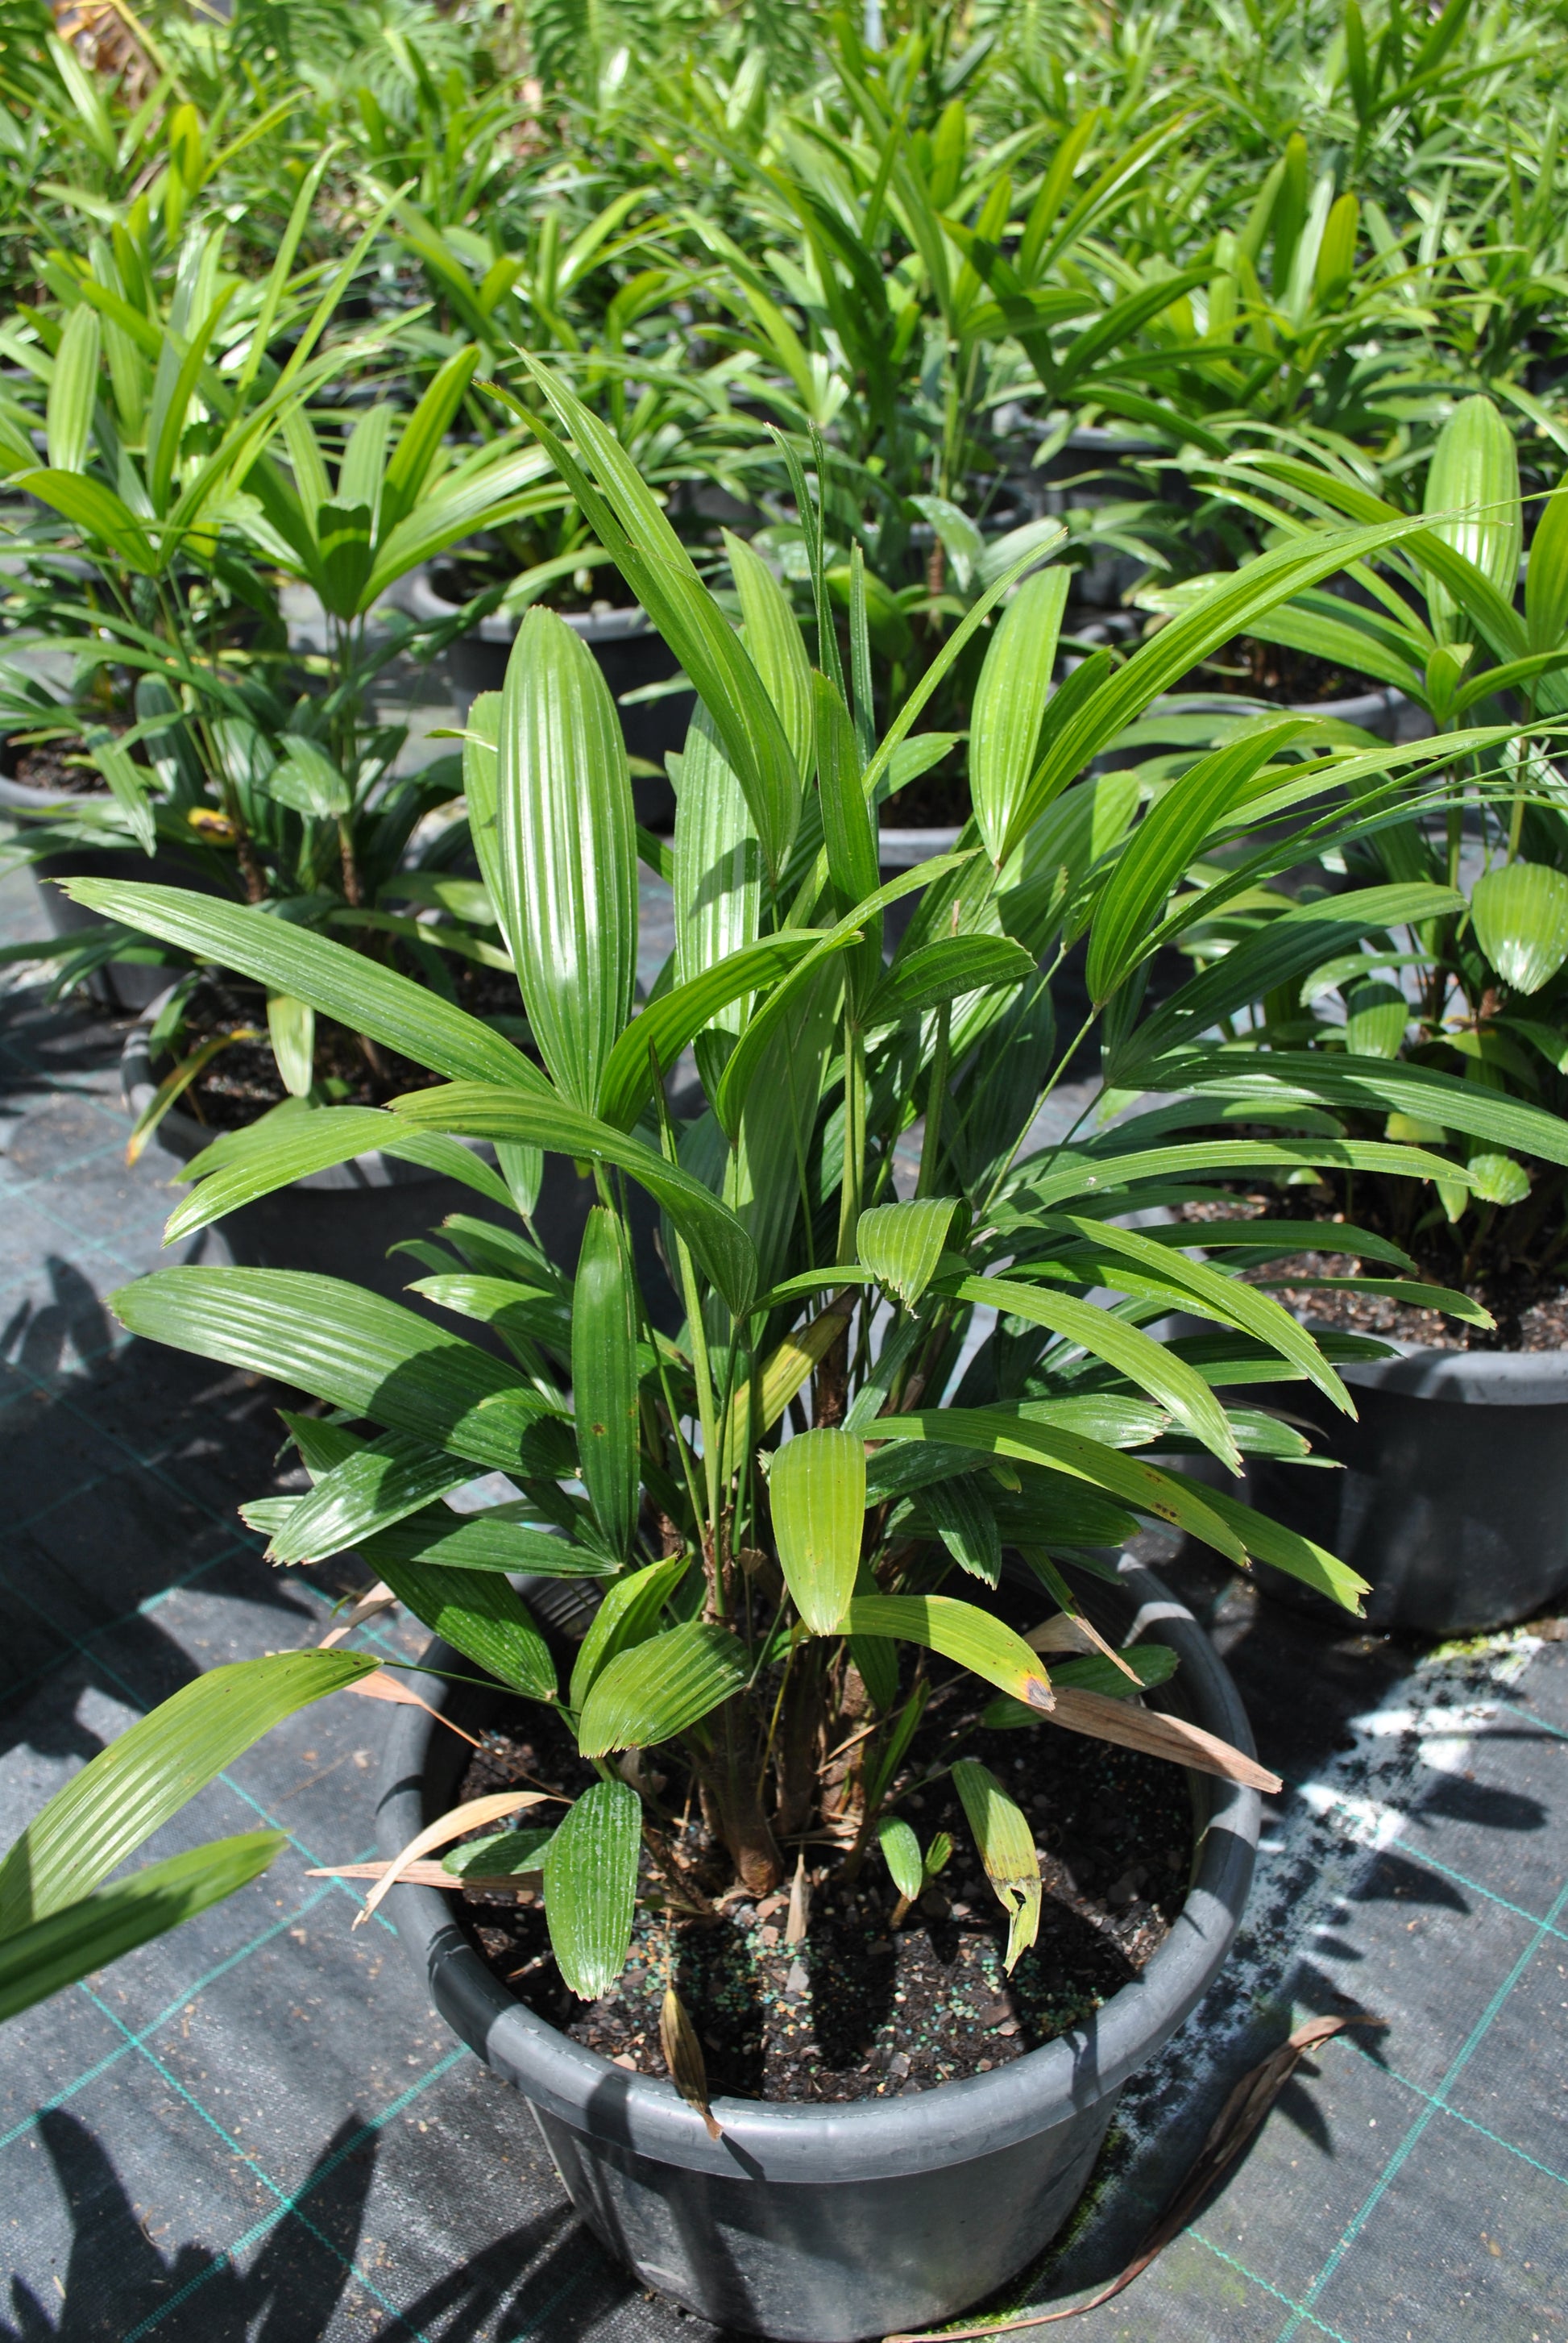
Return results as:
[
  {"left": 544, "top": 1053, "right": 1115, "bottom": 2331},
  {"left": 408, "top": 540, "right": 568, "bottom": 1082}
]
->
[{"left": 1023, "top": 1675, "right": 1056, "bottom": 1712}]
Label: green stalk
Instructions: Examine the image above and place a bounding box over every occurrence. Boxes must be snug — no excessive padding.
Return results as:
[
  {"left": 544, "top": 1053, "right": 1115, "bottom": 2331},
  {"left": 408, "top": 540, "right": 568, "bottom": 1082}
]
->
[
  {"left": 915, "top": 1001, "right": 951, "bottom": 1199},
  {"left": 653, "top": 1062, "right": 724, "bottom": 1596},
  {"left": 836, "top": 1020, "right": 867, "bottom": 1264}
]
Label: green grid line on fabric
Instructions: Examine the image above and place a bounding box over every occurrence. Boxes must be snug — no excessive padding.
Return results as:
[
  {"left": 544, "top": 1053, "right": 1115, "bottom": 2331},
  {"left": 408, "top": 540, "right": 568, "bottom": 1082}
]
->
[
  {"left": 0, "top": 1872, "right": 354, "bottom": 2155},
  {"left": 86, "top": 1978, "right": 470, "bottom": 2343},
  {"left": 1274, "top": 1871, "right": 1568, "bottom": 2341}
]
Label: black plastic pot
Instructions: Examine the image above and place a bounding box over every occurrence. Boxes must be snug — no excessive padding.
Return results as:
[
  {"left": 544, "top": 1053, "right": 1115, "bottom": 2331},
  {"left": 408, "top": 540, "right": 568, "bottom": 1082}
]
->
[
  {"left": 121, "top": 990, "right": 597, "bottom": 1299},
  {"left": 376, "top": 1558, "right": 1260, "bottom": 2341},
  {"left": 403, "top": 568, "right": 691, "bottom": 832},
  {"left": 1062, "top": 622, "right": 1417, "bottom": 746},
  {"left": 0, "top": 762, "right": 199, "bottom": 1012},
  {"left": 1231, "top": 1340, "right": 1568, "bottom": 1635}
]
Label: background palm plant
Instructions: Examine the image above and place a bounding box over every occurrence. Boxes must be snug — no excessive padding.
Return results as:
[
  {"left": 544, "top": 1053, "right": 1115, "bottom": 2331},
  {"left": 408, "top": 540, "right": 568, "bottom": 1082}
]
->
[
  {"left": 0, "top": 198, "right": 563, "bottom": 1034},
  {"left": 1133, "top": 393, "right": 1568, "bottom": 1280},
  {"left": 58, "top": 370, "right": 1568, "bottom": 2011}
]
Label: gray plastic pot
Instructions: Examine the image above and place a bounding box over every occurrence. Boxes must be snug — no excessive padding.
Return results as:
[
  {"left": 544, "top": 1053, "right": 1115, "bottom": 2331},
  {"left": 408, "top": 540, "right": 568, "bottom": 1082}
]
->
[
  {"left": 376, "top": 1558, "right": 1261, "bottom": 2341},
  {"left": 1231, "top": 1339, "right": 1568, "bottom": 1635},
  {"left": 401, "top": 567, "right": 690, "bottom": 830},
  {"left": 0, "top": 761, "right": 196, "bottom": 1012},
  {"left": 121, "top": 987, "right": 596, "bottom": 1298}
]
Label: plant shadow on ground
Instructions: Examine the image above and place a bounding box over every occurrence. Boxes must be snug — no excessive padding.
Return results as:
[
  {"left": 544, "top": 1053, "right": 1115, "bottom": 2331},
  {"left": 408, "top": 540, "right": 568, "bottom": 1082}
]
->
[
  {"left": 1, "top": 2108, "right": 376, "bottom": 2343},
  {"left": 1, "top": 2103, "right": 635, "bottom": 2343},
  {"left": 0, "top": 1286, "right": 353, "bottom": 1772}
]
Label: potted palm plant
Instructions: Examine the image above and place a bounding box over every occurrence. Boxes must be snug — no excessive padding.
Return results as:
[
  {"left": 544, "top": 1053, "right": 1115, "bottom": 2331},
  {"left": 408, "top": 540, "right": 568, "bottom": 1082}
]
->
[
  {"left": 61, "top": 368, "right": 1568, "bottom": 2340},
  {"left": 0, "top": 209, "right": 577, "bottom": 1285},
  {"left": 1143, "top": 397, "right": 1568, "bottom": 1632}
]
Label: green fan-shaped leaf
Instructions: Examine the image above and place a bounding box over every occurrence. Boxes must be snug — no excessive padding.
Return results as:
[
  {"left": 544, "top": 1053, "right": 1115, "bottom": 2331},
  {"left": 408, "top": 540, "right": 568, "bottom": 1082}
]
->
[
  {"left": 970, "top": 566, "right": 1069, "bottom": 865},
  {"left": 60, "top": 883, "right": 545, "bottom": 1092},
  {"left": 164, "top": 1107, "right": 516, "bottom": 1244},
  {"left": 1471, "top": 862, "right": 1568, "bottom": 995},
  {"left": 873, "top": 934, "right": 1036, "bottom": 1021},
  {"left": 363, "top": 1507, "right": 617, "bottom": 1576},
  {"left": 0, "top": 1650, "right": 375, "bottom": 1935},
  {"left": 374, "top": 1550, "right": 556, "bottom": 1701},
  {"left": 877, "top": 1814, "right": 924, "bottom": 1901},
  {"left": 770, "top": 1428, "right": 866, "bottom": 1635},
  {"left": 0, "top": 1834, "right": 285, "bottom": 2024},
  {"left": 921, "top": 1473, "right": 1002, "bottom": 1586},
  {"left": 596, "top": 932, "right": 819, "bottom": 1130},
  {"left": 951, "top": 1758, "right": 1041, "bottom": 1972},
  {"left": 512, "top": 359, "right": 802, "bottom": 877},
  {"left": 110, "top": 1269, "right": 566, "bottom": 1475},
  {"left": 942, "top": 1273, "right": 1244, "bottom": 1469},
  {"left": 496, "top": 607, "right": 637, "bottom": 1110},
  {"left": 1141, "top": 1048, "right": 1568, "bottom": 1166},
  {"left": 577, "top": 1622, "right": 749, "bottom": 1756},
  {"left": 725, "top": 529, "right": 814, "bottom": 776},
  {"left": 263, "top": 1429, "right": 470, "bottom": 1565},
  {"left": 542, "top": 1779, "right": 641, "bottom": 1998},
  {"left": 1424, "top": 395, "right": 1521, "bottom": 641},
  {"left": 856, "top": 1197, "right": 960, "bottom": 1307},
  {"left": 388, "top": 1085, "right": 757, "bottom": 1315},
  {"left": 843, "top": 1594, "right": 1054, "bottom": 1709},
  {"left": 570, "top": 1552, "right": 691, "bottom": 1713},
  {"left": 572, "top": 1207, "right": 640, "bottom": 1559}
]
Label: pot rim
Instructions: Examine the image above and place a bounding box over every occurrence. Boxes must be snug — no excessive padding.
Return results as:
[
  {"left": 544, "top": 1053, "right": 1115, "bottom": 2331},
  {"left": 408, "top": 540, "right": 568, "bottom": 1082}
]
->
[
  {"left": 0, "top": 767, "right": 114, "bottom": 816},
  {"left": 401, "top": 563, "right": 651, "bottom": 646},
  {"left": 1313, "top": 1327, "right": 1568, "bottom": 1403},
  {"left": 376, "top": 1556, "right": 1260, "bottom": 2186}
]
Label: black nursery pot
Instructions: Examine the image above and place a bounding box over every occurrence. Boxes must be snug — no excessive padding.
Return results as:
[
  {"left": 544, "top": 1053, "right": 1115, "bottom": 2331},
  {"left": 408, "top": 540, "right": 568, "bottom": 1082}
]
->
[
  {"left": 0, "top": 758, "right": 204, "bottom": 1013},
  {"left": 1234, "top": 1342, "right": 1568, "bottom": 1637},
  {"left": 404, "top": 568, "right": 692, "bottom": 833},
  {"left": 120, "top": 990, "right": 598, "bottom": 1300},
  {"left": 376, "top": 1558, "right": 1261, "bottom": 2342}
]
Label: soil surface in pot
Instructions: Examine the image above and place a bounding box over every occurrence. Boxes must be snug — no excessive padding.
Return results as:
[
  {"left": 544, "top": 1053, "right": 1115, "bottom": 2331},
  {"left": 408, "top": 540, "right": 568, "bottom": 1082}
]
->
[
  {"left": 1180, "top": 1190, "right": 1568, "bottom": 1352},
  {"left": 447, "top": 1688, "right": 1191, "bottom": 2105},
  {"left": 2, "top": 732, "right": 118, "bottom": 794},
  {"left": 161, "top": 970, "right": 524, "bottom": 1131},
  {"left": 877, "top": 740, "right": 969, "bottom": 828},
  {"left": 1176, "top": 638, "right": 1375, "bottom": 705}
]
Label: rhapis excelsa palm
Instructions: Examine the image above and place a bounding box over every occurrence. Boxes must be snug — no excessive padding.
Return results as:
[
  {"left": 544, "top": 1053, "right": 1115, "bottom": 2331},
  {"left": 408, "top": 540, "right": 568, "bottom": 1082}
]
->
[{"left": 64, "top": 362, "right": 1568, "bottom": 2010}]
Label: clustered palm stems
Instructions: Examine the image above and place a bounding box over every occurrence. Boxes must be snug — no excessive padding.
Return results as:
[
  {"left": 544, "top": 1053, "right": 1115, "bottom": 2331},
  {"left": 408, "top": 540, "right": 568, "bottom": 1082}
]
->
[{"left": 65, "top": 368, "right": 1568, "bottom": 1999}]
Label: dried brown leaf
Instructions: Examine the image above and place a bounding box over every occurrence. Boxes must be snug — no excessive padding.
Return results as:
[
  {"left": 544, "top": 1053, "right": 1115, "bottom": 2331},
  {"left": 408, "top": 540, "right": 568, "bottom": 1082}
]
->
[
  {"left": 1047, "top": 1685, "right": 1281, "bottom": 1793},
  {"left": 339, "top": 1668, "right": 483, "bottom": 1747},
  {"left": 349, "top": 1789, "right": 555, "bottom": 1928},
  {"left": 660, "top": 1985, "right": 722, "bottom": 2139}
]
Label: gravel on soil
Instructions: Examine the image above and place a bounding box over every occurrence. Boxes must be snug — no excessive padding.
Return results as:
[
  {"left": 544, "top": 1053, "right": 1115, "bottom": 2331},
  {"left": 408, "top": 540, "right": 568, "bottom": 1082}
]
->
[{"left": 1180, "top": 1191, "right": 1568, "bottom": 1353}]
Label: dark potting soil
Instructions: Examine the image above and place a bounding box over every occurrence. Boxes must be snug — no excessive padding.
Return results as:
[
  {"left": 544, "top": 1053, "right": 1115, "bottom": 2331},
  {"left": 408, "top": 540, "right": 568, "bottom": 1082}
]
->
[
  {"left": 1182, "top": 637, "right": 1372, "bottom": 706},
  {"left": 447, "top": 1692, "right": 1191, "bottom": 2106},
  {"left": 879, "top": 746, "right": 971, "bottom": 829},
  {"left": 170, "top": 966, "right": 524, "bottom": 1129},
  {"left": 1180, "top": 1192, "right": 1568, "bottom": 1353},
  {"left": 3, "top": 734, "right": 117, "bottom": 795}
]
